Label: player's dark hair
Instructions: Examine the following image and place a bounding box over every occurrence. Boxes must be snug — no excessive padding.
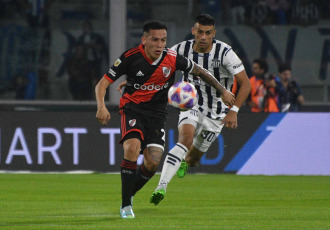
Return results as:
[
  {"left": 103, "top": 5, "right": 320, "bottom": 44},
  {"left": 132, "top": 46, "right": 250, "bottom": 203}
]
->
[
  {"left": 143, "top": 21, "right": 167, "bottom": 33},
  {"left": 195, "top": 14, "right": 216, "bottom": 26},
  {"left": 278, "top": 64, "right": 291, "bottom": 73},
  {"left": 253, "top": 58, "right": 268, "bottom": 73}
]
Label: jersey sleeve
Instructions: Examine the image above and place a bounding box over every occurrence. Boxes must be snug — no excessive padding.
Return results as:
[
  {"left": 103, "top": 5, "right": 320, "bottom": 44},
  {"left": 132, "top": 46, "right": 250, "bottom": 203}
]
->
[
  {"left": 175, "top": 54, "right": 194, "bottom": 74},
  {"left": 222, "top": 48, "right": 245, "bottom": 76},
  {"left": 170, "top": 44, "right": 179, "bottom": 52},
  {"left": 103, "top": 52, "right": 128, "bottom": 83}
]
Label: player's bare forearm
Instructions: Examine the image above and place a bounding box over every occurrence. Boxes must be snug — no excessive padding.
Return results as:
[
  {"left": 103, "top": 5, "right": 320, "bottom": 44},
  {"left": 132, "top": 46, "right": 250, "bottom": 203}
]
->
[
  {"left": 234, "top": 70, "right": 251, "bottom": 108},
  {"left": 95, "top": 77, "right": 111, "bottom": 109},
  {"left": 95, "top": 77, "right": 111, "bottom": 125},
  {"left": 191, "top": 64, "right": 226, "bottom": 95}
]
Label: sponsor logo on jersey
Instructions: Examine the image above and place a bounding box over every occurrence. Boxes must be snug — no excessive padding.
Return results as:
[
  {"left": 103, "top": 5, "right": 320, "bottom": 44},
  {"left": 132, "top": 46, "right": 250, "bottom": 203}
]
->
[
  {"left": 114, "top": 59, "right": 121, "bottom": 67},
  {"left": 162, "top": 67, "right": 171, "bottom": 78},
  {"left": 133, "top": 82, "right": 170, "bottom": 91},
  {"left": 136, "top": 70, "right": 144, "bottom": 76},
  {"left": 211, "top": 59, "right": 221, "bottom": 68},
  {"left": 233, "top": 63, "right": 243, "bottom": 69},
  {"left": 129, "top": 119, "right": 136, "bottom": 127}
]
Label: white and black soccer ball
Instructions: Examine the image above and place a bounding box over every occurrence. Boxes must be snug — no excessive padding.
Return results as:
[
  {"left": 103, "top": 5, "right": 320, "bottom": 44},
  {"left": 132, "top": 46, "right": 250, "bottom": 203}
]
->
[{"left": 168, "top": 81, "right": 198, "bottom": 110}]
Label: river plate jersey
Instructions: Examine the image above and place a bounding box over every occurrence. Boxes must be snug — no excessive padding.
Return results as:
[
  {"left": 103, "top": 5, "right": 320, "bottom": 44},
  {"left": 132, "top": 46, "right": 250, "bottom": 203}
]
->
[
  {"left": 172, "top": 39, "right": 245, "bottom": 120},
  {"left": 104, "top": 44, "right": 193, "bottom": 118}
]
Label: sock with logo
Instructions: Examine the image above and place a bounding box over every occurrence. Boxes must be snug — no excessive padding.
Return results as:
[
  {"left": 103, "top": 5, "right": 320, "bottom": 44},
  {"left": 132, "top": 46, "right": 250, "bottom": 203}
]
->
[
  {"left": 156, "top": 143, "right": 188, "bottom": 191},
  {"left": 131, "top": 162, "right": 156, "bottom": 196},
  {"left": 120, "top": 158, "right": 137, "bottom": 208}
]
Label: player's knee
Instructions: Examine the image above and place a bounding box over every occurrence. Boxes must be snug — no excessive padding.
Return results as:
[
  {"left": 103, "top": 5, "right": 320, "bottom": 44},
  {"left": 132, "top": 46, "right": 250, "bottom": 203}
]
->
[
  {"left": 178, "top": 136, "right": 193, "bottom": 150},
  {"left": 143, "top": 148, "right": 162, "bottom": 172},
  {"left": 123, "top": 143, "right": 140, "bottom": 161},
  {"left": 178, "top": 124, "right": 195, "bottom": 149}
]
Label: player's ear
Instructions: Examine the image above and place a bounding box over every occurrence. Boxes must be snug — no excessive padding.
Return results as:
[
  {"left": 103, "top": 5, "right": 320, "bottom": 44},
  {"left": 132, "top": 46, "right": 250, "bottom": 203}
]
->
[
  {"left": 191, "top": 27, "right": 196, "bottom": 36},
  {"left": 213, "top": 29, "right": 216, "bottom": 38},
  {"left": 141, "top": 35, "right": 146, "bottom": 45}
]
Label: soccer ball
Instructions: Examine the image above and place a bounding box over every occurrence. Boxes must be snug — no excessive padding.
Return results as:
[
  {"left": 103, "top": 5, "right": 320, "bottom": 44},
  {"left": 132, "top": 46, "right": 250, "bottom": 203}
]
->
[{"left": 168, "top": 81, "right": 198, "bottom": 110}]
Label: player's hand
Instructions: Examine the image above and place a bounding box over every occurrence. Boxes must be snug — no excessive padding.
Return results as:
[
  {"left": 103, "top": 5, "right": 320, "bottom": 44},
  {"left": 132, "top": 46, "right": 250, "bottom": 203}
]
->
[
  {"left": 116, "top": 80, "right": 127, "bottom": 94},
  {"left": 221, "top": 90, "right": 235, "bottom": 106},
  {"left": 96, "top": 106, "right": 111, "bottom": 126},
  {"left": 221, "top": 110, "right": 238, "bottom": 129}
]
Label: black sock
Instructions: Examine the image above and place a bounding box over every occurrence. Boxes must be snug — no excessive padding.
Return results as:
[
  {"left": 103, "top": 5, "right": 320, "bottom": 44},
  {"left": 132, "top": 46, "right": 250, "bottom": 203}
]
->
[
  {"left": 120, "top": 159, "right": 137, "bottom": 208},
  {"left": 131, "top": 163, "right": 156, "bottom": 196}
]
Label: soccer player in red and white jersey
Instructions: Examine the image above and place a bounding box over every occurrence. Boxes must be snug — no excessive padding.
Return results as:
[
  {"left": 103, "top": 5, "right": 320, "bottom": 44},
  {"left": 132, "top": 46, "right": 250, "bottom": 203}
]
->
[
  {"left": 95, "top": 21, "right": 235, "bottom": 218},
  {"left": 150, "top": 14, "right": 251, "bottom": 205}
]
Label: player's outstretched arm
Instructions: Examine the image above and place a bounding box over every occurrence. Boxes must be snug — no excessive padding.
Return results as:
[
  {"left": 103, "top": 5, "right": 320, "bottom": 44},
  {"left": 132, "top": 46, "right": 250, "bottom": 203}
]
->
[
  {"left": 191, "top": 63, "right": 235, "bottom": 106},
  {"left": 95, "top": 77, "right": 111, "bottom": 126}
]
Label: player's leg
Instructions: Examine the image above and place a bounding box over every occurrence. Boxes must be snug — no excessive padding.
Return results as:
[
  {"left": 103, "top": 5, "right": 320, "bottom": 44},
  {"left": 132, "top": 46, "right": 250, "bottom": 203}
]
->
[
  {"left": 120, "top": 137, "right": 141, "bottom": 218},
  {"left": 179, "top": 115, "right": 224, "bottom": 177},
  {"left": 119, "top": 109, "right": 145, "bottom": 218},
  {"left": 150, "top": 110, "right": 197, "bottom": 205},
  {"left": 131, "top": 145, "right": 163, "bottom": 197},
  {"left": 129, "top": 117, "right": 166, "bottom": 205},
  {"left": 150, "top": 142, "right": 189, "bottom": 205},
  {"left": 155, "top": 124, "right": 194, "bottom": 188},
  {"left": 185, "top": 145, "right": 204, "bottom": 167}
]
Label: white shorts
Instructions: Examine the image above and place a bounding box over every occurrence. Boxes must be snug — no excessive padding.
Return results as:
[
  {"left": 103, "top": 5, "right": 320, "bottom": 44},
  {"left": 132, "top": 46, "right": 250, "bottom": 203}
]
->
[{"left": 178, "top": 109, "right": 224, "bottom": 153}]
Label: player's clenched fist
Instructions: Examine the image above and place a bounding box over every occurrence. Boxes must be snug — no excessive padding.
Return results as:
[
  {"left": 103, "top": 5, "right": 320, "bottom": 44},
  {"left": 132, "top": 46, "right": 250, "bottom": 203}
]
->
[{"left": 96, "top": 107, "right": 111, "bottom": 126}]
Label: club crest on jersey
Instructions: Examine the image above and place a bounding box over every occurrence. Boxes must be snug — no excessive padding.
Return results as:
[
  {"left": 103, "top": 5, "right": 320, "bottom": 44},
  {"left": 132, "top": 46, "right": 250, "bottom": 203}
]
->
[
  {"left": 162, "top": 67, "right": 171, "bottom": 78},
  {"left": 211, "top": 59, "right": 220, "bottom": 68},
  {"left": 129, "top": 119, "right": 136, "bottom": 127},
  {"left": 114, "top": 59, "right": 121, "bottom": 67}
]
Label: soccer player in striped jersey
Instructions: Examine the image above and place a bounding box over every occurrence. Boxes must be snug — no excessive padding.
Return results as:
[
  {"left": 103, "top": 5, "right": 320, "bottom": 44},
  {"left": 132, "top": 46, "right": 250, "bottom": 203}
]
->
[
  {"left": 95, "top": 21, "right": 235, "bottom": 218},
  {"left": 150, "top": 14, "right": 251, "bottom": 205}
]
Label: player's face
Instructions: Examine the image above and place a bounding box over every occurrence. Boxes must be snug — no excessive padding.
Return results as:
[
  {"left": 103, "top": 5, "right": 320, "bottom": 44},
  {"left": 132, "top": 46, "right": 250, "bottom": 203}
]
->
[
  {"left": 192, "top": 23, "right": 216, "bottom": 53},
  {"left": 280, "top": 70, "right": 291, "bottom": 82},
  {"left": 142, "top": 29, "right": 167, "bottom": 61}
]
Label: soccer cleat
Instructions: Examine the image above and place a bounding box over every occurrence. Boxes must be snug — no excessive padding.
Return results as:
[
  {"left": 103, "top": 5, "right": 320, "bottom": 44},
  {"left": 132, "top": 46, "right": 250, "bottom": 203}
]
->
[
  {"left": 176, "top": 160, "right": 188, "bottom": 178},
  {"left": 120, "top": 205, "right": 135, "bottom": 219},
  {"left": 150, "top": 188, "right": 166, "bottom": 206}
]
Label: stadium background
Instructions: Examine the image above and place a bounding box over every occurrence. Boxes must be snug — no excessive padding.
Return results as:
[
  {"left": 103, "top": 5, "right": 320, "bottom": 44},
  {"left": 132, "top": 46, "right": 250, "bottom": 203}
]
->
[{"left": 0, "top": 0, "right": 329, "bottom": 175}]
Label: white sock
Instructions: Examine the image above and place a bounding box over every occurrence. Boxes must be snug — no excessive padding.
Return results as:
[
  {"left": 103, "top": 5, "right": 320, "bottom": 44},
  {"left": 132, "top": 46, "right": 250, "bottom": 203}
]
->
[{"left": 156, "top": 143, "right": 188, "bottom": 191}]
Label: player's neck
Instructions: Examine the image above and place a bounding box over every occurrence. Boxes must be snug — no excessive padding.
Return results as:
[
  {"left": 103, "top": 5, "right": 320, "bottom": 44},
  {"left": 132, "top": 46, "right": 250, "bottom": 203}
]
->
[{"left": 193, "top": 43, "right": 212, "bottom": 54}]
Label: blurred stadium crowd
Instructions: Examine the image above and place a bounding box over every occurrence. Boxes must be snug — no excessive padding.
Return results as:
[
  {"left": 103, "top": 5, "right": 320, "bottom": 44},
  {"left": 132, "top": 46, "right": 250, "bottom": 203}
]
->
[{"left": 0, "top": 0, "right": 329, "bottom": 110}]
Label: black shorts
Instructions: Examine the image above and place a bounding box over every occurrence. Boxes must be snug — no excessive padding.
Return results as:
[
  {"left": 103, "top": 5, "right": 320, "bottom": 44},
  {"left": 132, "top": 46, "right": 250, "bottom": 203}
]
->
[{"left": 119, "top": 108, "right": 166, "bottom": 152}]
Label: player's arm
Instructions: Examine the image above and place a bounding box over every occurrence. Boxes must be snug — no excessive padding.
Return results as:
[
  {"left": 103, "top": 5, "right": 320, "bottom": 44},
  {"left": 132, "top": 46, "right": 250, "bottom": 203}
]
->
[
  {"left": 95, "top": 52, "right": 127, "bottom": 125},
  {"left": 95, "top": 77, "right": 111, "bottom": 126},
  {"left": 232, "top": 70, "right": 251, "bottom": 109},
  {"left": 222, "top": 70, "right": 251, "bottom": 129},
  {"left": 190, "top": 63, "right": 235, "bottom": 106}
]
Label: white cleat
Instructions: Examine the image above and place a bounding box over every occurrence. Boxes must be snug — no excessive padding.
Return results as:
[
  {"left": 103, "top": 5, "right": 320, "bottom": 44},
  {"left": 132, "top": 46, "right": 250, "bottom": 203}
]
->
[{"left": 120, "top": 205, "right": 135, "bottom": 219}]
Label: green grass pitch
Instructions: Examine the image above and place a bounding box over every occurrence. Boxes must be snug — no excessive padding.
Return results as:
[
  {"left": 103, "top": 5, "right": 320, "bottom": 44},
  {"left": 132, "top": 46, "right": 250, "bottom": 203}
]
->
[{"left": 0, "top": 174, "right": 329, "bottom": 230}]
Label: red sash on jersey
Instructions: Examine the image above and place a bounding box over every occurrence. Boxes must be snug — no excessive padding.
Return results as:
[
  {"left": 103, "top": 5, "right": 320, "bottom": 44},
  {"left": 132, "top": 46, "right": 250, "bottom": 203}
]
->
[{"left": 119, "top": 46, "right": 177, "bottom": 108}]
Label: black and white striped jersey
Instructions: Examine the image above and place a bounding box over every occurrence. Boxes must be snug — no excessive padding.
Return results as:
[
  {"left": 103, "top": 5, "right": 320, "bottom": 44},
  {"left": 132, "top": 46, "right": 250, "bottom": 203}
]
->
[{"left": 171, "top": 39, "right": 245, "bottom": 120}]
